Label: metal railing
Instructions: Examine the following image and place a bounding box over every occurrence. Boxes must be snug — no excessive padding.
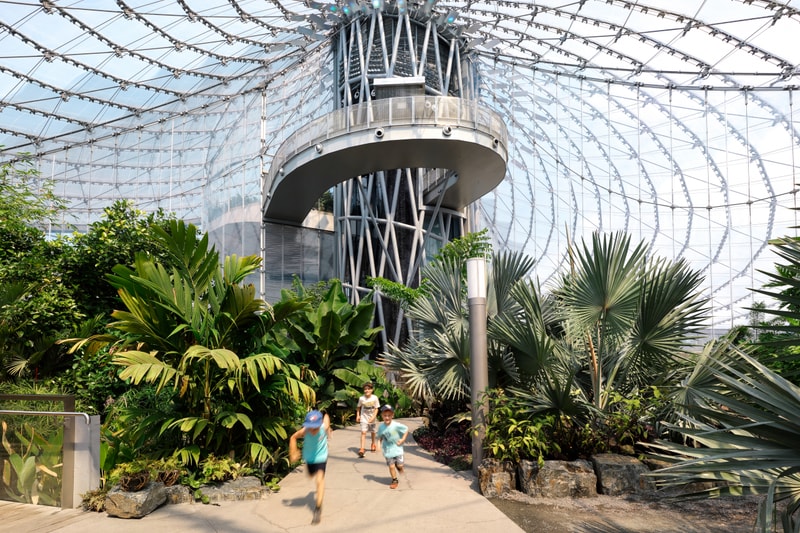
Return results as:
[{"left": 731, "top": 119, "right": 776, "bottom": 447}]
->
[
  {"left": 266, "top": 95, "right": 508, "bottom": 194},
  {"left": 0, "top": 395, "right": 100, "bottom": 509}
]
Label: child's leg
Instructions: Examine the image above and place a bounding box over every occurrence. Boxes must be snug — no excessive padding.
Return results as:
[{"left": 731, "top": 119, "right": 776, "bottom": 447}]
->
[
  {"left": 314, "top": 470, "right": 325, "bottom": 509},
  {"left": 360, "top": 430, "right": 366, "bottom": 450},
  {"left": 370, "top": 431, "right": 377, "bottom": 451}
]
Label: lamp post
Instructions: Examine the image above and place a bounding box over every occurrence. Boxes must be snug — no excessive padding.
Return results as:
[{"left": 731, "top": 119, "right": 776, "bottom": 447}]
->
[{"left": 466, "top": 257, "right": 488, "bottom": 476}]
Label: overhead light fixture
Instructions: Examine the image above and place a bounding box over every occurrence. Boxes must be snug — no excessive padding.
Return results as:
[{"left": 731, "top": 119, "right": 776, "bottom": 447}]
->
[{"left": 422, "top": 0, "right": 438, "bottom": 15}]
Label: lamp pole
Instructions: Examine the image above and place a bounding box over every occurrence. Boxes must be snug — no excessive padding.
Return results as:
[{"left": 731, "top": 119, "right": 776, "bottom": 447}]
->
[{"left": 466, "top": 257, "right": 488, "bottom": 476}]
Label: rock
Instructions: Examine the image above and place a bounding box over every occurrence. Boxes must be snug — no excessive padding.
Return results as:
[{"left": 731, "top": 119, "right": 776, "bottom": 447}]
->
[
  {"left": 520, "top": 459, "right": 597, "bottom": 498},
  {"left": 517, "top": 459, "right": 539, "bottom": 495},
  {"left": 592, "top": 453, "right": 654, "bottom": 496},
  {"left": 478, "top": 458, "right": 516, "bottom": 498},
  {"left": 164, "top": 484, "right": 193, "bottom": 504},
  {"left": 105, "top": 482, "right": 167, "bottom": 518},
  {"left": 199, "top": 476, "right": 273, "bottom": 502}
]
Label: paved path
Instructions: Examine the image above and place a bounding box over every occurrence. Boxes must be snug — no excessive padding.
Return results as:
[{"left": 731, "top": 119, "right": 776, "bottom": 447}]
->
[{"left": 1, "top": 418, "right": 524, "bottom": 533}]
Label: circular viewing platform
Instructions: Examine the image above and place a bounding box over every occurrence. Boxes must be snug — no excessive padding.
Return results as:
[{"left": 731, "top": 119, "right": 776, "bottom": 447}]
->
[{"left": 263, "top": 95, "right": 508, "bottom": 223}]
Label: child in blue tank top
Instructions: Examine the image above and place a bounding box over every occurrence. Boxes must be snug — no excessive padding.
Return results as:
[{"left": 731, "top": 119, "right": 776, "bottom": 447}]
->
[{"left": 289, "top": 410, "right": 331, "bottom": 525}]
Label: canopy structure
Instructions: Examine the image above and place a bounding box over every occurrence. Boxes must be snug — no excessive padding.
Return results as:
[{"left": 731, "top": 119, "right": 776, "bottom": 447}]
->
[{"left": 1, "top": 1, "right": 799, "bottom": 331}]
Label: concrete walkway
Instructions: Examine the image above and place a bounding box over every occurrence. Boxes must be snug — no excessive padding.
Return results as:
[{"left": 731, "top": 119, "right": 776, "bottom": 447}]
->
[{"left": 2, "top": 418, "right": 524, "bottom": 533}]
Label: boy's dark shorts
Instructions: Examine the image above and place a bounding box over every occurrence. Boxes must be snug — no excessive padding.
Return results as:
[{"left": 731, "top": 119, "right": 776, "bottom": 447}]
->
[{"left": 307, "top": 462, "right": 327, "bottom": 476}]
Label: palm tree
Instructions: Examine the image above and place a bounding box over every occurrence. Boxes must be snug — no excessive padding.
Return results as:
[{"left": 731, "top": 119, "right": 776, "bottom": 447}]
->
[
  {"left": 70, "top": 220, "right": 314, "bottom": 465},
  {"left": 553, "top": 231, "right": 708, "bottom": 410},
  {"left": 380, "top": 244, "right": 535, "bottom": 404},
  {"left": 490, "top": 232, "right": 707, "bottom": 421}
]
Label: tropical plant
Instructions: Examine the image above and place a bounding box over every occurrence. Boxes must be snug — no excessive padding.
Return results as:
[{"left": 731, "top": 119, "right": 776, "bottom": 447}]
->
[
  {"left": 0, "top": 165, "right": 177, "bottom": 381},
  {"left": 482, "top": 389, "right": 557, "bottom": 464},
  {"left": 380, "top": 244, "right": 535, "bottom": 405},
  {"left": 552, "top": 231, "right": 708, "bottom": 411},
  {"left": 745, "top": 237, "right": 800, "bottom": 383},
  {"left": 0, "top": 155, "right": 81, "bottom": 380},
  {"left": 274, "top": 278, "right": 383, "bottom": 416},
  {"left": 69, "top": 220, "right": 314, "bottom": 466},
  {"left": 645, "top": 339, "right": 800, "bottom": 532},
  {"left": 61, "top": 199, "right": 174, "bottom": 320},
  {"left": 643, "top": 236, "right": 800, "bottom": 532}
]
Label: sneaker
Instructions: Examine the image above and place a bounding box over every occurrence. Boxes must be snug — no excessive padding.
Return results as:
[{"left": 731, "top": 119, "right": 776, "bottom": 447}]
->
[
  {"left": 390, "top": 478, "right": 399, "bottom": 489},
  {"left": 312, "top": 506, "right": 322, "bottom": 525},
  {"left": 358, "top": 449, "right": 365, "bottom": 458}
]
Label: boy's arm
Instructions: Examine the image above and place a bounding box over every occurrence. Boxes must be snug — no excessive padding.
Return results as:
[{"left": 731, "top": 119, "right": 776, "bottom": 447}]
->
[
  {"left": 368, "top": 398, "right": 380, "bottom": 423},
  {"left": 398, "top": 427, "right": 409, "bottom": 446},
  {"left": 289, "top": 428, "right": 304, "bottom": 463},
  {"left": 323, "top": 413, "right": 332, "bottom": 438},
  {"left": 356, "top": 399, "right": 361, "bottom": 422}
]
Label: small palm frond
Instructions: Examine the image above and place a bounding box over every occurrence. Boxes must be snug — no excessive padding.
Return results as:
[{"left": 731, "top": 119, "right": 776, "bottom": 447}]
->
[
  {"left": 488, "top": 250, "right": 535, "bottom": 319},
  {"left": 489, "top": 279, "right": 556, "bottom": 378},
  {"left": 151, "top": 220, "right": 219, "bottom": 293},
  {"left": 114, "top": 350, "right": 179, "bottom": 392},
  {"left": 223, "top": 254, "right": 261, "bottom": 285}
]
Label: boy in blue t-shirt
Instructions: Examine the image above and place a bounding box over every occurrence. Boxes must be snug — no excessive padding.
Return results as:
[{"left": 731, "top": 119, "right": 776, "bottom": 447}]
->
[
  {"left": 289, "top": 410, "right": 331, "bottom": 524},
  {"left": 376, "top": 404, "right": 409, "bottom": 489}
]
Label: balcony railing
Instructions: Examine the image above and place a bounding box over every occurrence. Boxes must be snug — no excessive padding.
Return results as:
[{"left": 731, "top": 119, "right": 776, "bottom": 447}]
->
[{"left": 266, "top": 95, "right": 508, "bottom": 195}]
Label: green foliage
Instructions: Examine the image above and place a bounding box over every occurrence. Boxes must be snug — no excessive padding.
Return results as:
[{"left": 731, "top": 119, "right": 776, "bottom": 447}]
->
[
  {"left": 196, "top": 454, "right": 253, "bottom": 483},
  {"left": 483, "top": 389, "right": 558, "bottom": 464},
  {"left": 61, "top": 200, "right": 175, "bottom": 320},
  {"left": 0, "top": 154, "right": 67, "bottom": 250},
  {"left": 54, "top": 344, "right": 129, "bottom": 419},
  {"left": 744, "top": 238, "right": 800, "bottom": 384},
  {"left": 645, "top": 341, "right": 800, "bottom": 532},
  {"left": 380, "top": 244, "right": 535, "bottom": 404},
  {"left": 555, "top": 231, "right": 708, "bottom": 410},
  {"left": 383, "top": 230, "right": 706, "bottom": 467},
  {"left": 642, "top": 236, "right": 800, "bottom": 532},
  {"left": 100, "top": 384, "right": 178, "bottom": 467},
  {"left": 0, "top": 170, "right": 179, "bottom": 381},
  {"left": 73, "top": 220, "right": 314, "bottom": 467},
  {"left": 601, "top": 390, "right": 659, "bottom": 452},
  {"left": 430, "top": 228, "right": 492, "bottom": 269},
  {"left": 275, "top": 278, "right": 383, "bottom": 417},
  {"left": 366, "top": 277, "right": 423, "bottom": 311},
  {"left": 0, "top": 156, "right": 79, "bottom": 379}
]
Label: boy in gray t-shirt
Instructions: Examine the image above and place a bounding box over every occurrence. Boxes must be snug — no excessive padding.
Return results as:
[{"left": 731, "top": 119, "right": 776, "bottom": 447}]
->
[{"left": 356, "top": 381, "right": 381, "bottom": 457}]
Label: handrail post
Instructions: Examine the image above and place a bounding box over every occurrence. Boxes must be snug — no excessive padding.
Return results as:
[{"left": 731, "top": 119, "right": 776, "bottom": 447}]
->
[{"left": 62, "top": 415, "right": 100, "bottom": 509}]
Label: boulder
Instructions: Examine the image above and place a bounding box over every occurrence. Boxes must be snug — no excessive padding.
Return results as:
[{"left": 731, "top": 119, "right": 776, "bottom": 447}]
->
[
  {"left": 519, "top": 459, "right": 597, "bottom": 498},
  {"left": 592, "top": 453, "right": 654, "bottom": 496},
  {"left": 478, "top": 458, "right": 516, "bottom": 498},
  {"left": 105, "top": 482, "right": 166, "bottom": 518},
  {"left": 200, "top": 476, "right": 273, "bottom": 502},
  {"left": 164, "top": 484, "right": 193, "bottom": 504}
]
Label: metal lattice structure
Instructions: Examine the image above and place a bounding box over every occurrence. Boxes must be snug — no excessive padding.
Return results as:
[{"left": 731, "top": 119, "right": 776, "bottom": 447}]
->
[{"left": 2, "top": 1, "right": 800, "bottom": 338}]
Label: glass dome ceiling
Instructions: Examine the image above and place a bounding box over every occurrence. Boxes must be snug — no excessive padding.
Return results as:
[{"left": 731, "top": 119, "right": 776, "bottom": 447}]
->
[{"left": 2, "top": 0, "right": 799, "bottom": 331}]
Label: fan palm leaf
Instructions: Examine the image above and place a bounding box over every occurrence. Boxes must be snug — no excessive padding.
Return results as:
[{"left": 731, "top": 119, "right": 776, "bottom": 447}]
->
[{"left": 646, "top": 345, "right": 800, "bottom": 531}]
